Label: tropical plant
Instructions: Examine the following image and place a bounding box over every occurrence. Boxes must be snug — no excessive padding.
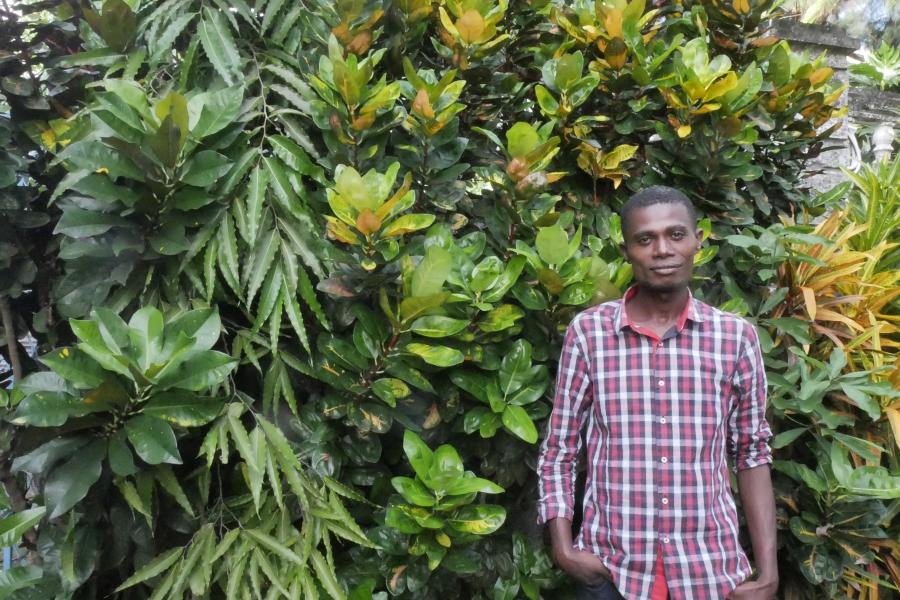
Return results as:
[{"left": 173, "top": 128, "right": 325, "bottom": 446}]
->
[
  {"left": 850, "top": 42, "right": 900, "bottom": 92},
  {"left": 1, "top": 0, "right": 895, "bottom": 598}
]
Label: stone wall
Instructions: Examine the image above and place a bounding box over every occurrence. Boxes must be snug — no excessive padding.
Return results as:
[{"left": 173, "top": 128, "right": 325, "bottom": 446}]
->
[{"left": 768, "top": 20, "right": 862, "bottom": 193}]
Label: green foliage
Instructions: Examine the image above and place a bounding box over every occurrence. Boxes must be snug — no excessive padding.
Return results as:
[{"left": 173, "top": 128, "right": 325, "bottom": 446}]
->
[
  {"left": 0, "top": 0, "right": 896, "bottom": 598},
  {"left": 850, "top": 42, "right": 900, "bottom": 92}
]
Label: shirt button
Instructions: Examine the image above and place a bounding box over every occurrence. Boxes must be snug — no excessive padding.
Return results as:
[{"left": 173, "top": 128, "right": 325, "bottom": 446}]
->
[
  {"left": 661, "top": 457, "right": 668, "bottom": 463},
  {"left": 660, "top": 417, "right": 667, "bottom": 424},
  {"left": 658, "top": 380, "right": 665, "bottom": 387},
  {"left": 661, "top": 497, "right": 669, "bottom": 505},
  {"left": 663, "top": 536, "right": 670, "bottom": 543}
]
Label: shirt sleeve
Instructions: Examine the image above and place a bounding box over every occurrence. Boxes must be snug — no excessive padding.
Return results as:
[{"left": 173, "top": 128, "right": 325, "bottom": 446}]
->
[
  {"left": 728, "top": 321, "right": 773, "bottom": 473},
  {"left": 536, "top": 316, "right": 593, "bottom": 524}
]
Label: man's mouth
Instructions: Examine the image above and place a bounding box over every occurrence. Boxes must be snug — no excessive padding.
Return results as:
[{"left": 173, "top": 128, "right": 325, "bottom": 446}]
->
[{"left": 651, "top": 265, "right": 682, "bottom": 275}]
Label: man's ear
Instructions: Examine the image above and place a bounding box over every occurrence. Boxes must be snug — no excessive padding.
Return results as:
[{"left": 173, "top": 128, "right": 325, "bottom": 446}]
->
[
  {"left": 618, "top": 242, "right": 629, "bottom": 262},
  {"left": 694, "top": 229, "right": 703, "bottom": 251}
]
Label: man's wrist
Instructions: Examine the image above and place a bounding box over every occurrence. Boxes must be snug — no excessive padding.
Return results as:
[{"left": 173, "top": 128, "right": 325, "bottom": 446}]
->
[{"left": 755, "top": 569, "right": 779, "bottom": 586}]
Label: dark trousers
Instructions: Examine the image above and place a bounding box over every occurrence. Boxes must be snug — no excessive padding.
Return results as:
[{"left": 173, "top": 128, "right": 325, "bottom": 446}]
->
[{"left": 575, "top": 580, "right": 625, "bottom": 600}]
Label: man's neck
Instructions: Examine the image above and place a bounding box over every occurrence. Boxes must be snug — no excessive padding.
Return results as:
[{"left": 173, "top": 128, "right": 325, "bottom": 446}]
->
[{"left": 625, "top": 284, "right": 690, "bottom": 326}]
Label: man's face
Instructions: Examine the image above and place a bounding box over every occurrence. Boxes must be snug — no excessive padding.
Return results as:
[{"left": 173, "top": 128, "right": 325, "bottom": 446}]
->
[{"left": 620, "top": 202, "right": 701, "bottom": 293}]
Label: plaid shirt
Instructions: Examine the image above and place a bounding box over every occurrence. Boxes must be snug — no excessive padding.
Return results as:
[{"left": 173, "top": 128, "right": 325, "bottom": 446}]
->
[{"left": 537, "top": 287, "right": 772, "bottom": 599}]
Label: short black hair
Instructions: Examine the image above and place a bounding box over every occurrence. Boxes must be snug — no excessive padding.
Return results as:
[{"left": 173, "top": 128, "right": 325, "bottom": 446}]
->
[{"left": 620, "top": 185, "right": 698, "bottom": 238}]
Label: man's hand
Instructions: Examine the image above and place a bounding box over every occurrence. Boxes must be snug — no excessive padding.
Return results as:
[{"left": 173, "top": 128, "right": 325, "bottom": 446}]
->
[
  {"left": 546, "top": 517, "right": 611, "bottom": 585},
  {"left": 727, "top": 578, "right": 778, "bottom": 600},
  {"left": 552, "top": 546, "right": 612, "bottom": 585}
]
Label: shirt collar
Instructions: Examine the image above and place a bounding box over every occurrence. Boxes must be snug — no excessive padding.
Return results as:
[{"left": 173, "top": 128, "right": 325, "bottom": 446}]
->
[{"left": 615, "top": 285, "right": 704, "bottom": 332}]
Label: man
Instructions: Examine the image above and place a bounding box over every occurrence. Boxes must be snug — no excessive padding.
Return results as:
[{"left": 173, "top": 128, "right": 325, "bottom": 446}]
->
[{"left": 536, "top": 186, "right": 778, "bottom": 600}]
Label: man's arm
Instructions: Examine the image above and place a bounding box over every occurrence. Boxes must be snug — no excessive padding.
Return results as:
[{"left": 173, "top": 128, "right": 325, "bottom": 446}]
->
[
  {"left": 537, "top": 319, "right": 607, "bottom": 583},
  {"left": 728, "top": 323, "right": 778, "bottom": 599},
  {"left": 737, "top": 466, "right": 778, "bottom": 585},
  {"left": 547, "top": 517, "right": 611, "bottom": 585}
]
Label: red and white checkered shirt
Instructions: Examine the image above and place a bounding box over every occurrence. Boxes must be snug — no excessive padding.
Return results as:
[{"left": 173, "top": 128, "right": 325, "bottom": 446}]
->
[{"left": 537, "top": 287, "right": 773, "bottom": 599}]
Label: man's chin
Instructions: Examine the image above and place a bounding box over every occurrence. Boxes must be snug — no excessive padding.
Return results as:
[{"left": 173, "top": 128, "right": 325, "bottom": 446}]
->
[{"left": 636, "top": 279, "right": 690, "bottom": 294}]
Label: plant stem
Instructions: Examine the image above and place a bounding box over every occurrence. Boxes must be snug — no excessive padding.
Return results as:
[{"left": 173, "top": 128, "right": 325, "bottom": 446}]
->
[{"left": 0, "top": 296, "right": 22, "bottom": 383}]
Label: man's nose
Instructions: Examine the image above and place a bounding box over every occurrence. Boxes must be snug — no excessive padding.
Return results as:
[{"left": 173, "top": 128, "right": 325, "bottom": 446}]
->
[{"left": 653, "top": 237, "right": 674, "bottom": 256}]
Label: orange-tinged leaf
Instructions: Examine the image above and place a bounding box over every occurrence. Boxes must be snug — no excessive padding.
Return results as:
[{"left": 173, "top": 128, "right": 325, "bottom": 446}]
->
[
  {"left": 808, "top": 67, "right": 833, "bottom": 86},
  {"left": 456, "top": 9, "right": 485, "bottom": 44},
  {"left": 412, "top": 89, "right": 435, "bottom": 119},
  {"left": 734, "top": 0, "right": 750, "bottom": 15},
  {"left": 751, "top": 36, "right": 779, "bottom": 47},
  {"left": 374, "top": 173, "right": 413, "bottom": 221},
  {"left": 355, "top": 209, "right": 382, "bottom": 235}
]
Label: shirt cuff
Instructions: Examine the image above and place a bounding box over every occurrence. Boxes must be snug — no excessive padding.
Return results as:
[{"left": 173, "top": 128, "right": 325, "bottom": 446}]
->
[
  {"left": 536, "top": 500, "right": 574, "bottom": 525},
  {"left": 734, "top": 452, "right": 773, "bottom": 473}
]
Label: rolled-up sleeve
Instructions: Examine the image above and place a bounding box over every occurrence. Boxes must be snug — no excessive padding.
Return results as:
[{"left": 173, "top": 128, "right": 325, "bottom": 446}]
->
[
  {"left": 728, "top": 321, "right": 773, "bottom": 472},
  {"left": 536, "top": 317, "right": 593, "bottom": 524}
]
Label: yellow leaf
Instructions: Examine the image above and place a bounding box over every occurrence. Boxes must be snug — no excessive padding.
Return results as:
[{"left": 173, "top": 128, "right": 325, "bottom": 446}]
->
[
  {"left": 734, "top": 0, "right": 750, "bottom": 15},
  {"left": 325, "top": 217, "right": 361, "bottom": 245},
  {"left": 677, "top": 124, "right": 692, "bottom": 138},
  {"left": 704, "top": 72, "right": 738, "bottom": 101},
  {"left": 815, "top": 308, "right": 864, "bottom": 331},
  {"left": 690, "top": 103, "right": 721, "bottom": 115},
  {"left": 603, "top": 8, "right": 623, "bottom": 38},
  {"left": 800, "top": 286, "right": 817, "bottom": 321},
  {"left": 456, "top": 9, "right": 485, "bottom": 44}
]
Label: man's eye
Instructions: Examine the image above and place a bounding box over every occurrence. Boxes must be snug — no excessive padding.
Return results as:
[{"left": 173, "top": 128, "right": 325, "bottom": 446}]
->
[
  {"left": 638, "top": 237, "right": 651, "bottom": 245},
  {"left": 672, "top": 231, "right": 685, "bottom": 239}
]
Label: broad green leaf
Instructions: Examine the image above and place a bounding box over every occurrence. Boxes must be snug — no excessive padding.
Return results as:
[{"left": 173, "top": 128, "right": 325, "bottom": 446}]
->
[
  {"left": 125, "top": 415, "right": 182, "bottom": 465},
  {"left": 180, "top": 150, "right": 230, "bottom": 187},
  {"left": 448, "top": 504, "right": 506, "bottom": 535},
  {"left": 155, "top": 350, "right": 236, "bottom": 391},
  {"left": 391, "top": 476, "right": 435, "bottom": 507},
  {"left": 108, "top": 429, "right": 138, "bottom": 476},
  {"left": 0, "top": 507, "right": 45, "bottom": 548},
  {"left": 12, "top": 436, "right": 90, "bottom": 475},
  {"left": 410, "top": 316, "right": 469, "bottom": 338},
  {"left": 398, "top": 293, "right": 451, "bottom": 324},
  {"left": 405, "top": 343, "right": 464, "bottom": 367},
  {"left": 555, "top": 52, "right": 584, "bottom": 90},
  {"left": 536, "top": 224, "right": 570, "bottom": 266},
  {"left": 478, "top": 304, "right": 525, "bottom": 332},
  {"left": 502, "top": 405, "right": 538, "bottom": 443},
  {"left": 506, "top": 122, "right": 540, "bottom": 158},
  {"left": 128, "top": 306, "right": 164, "bottom": 371},
  {"left": 12, "top": 392, "right": 85, "bottom": 427},
  {"left": 403, "top": 430, "right": 434, "bottom": 481},
  {"left": 371, "top": 378, "right": 409, "bottom": 407},
  {"left": 142, "top": 391, "right": 222, "bottom": 427},
  {"left": 45, "top": 439, "right": 106, "bottom": 518},
  {"left": 411, "top": 246, "right": 452, "bottom": 297},
  {"left": 444, "top": 476, "right": 503, "bottom": 496}
]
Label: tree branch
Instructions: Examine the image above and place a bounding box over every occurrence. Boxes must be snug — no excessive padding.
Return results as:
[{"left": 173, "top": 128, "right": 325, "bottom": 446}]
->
[{"left": 0, "top": 296, "right": 22, "bottom": 383}]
